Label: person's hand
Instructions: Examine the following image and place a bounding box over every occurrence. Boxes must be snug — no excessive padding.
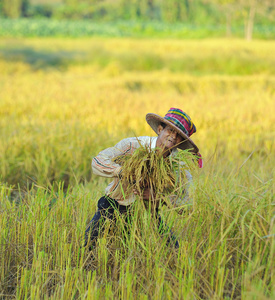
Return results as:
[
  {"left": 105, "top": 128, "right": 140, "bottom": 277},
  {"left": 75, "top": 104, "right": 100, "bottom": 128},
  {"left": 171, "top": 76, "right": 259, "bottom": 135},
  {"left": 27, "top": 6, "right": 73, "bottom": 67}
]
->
[{"left": 133, "top": 187, "right": 154, "bottom": 200}]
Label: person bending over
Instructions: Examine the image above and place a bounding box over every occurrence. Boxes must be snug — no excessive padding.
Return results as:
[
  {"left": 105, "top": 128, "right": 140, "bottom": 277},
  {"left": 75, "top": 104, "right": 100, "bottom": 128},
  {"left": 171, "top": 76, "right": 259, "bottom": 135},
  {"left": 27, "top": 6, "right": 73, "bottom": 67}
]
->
[{"left": 84, "top": 108, "right": 202, "bottom": 249}]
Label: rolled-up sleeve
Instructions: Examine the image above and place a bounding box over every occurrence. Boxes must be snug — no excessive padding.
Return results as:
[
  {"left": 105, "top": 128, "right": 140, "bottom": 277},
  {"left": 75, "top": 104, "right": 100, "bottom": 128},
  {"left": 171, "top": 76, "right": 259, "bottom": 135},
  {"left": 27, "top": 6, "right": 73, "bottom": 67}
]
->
[{"left": 92, "top": 138, "right": 135, "bottom": 178}]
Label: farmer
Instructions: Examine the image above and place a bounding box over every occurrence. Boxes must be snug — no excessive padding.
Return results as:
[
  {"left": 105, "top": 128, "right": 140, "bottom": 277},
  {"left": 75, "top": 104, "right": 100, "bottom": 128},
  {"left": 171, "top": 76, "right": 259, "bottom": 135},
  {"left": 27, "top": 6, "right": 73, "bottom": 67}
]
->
[{"left": 84, "top": 108, "right": 201, "bottom": 249}]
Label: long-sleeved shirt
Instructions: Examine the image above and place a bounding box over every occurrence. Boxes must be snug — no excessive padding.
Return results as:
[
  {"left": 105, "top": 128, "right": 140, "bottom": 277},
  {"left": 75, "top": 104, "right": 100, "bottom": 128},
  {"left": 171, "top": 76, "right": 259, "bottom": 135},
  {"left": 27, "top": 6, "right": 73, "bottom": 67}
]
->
[{"left": 92, "top": 136, "right": 192, "bottom": 206}]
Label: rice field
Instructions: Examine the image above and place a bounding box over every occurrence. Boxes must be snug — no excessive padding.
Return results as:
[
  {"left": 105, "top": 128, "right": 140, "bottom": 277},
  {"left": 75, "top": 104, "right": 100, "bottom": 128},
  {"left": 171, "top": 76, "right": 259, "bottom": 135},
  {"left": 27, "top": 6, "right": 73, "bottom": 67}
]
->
[{"left": 0, "top": 37, "right": 274, "bottom": 299}]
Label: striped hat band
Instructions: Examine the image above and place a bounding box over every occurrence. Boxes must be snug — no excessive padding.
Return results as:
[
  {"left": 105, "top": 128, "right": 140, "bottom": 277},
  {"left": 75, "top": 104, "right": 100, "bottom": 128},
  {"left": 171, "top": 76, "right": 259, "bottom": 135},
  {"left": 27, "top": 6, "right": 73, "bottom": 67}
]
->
[{"left": 164, "top": 108, "right": 196, "bottom": 137}]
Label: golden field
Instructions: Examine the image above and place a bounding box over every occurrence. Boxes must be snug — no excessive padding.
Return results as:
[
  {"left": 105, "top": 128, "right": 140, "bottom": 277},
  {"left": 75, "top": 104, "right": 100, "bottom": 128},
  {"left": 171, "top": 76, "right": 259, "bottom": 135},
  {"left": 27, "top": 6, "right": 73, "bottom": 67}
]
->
[{"left": 0, "top": 38, "right": 274, "bottom": 299}]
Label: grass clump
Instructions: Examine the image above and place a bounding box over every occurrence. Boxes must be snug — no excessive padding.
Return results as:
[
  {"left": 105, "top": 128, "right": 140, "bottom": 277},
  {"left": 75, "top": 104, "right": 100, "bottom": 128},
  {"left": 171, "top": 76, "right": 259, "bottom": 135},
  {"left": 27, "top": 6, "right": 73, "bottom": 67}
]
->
[{"left": 115, "top": 145, "right": 197, "bottom": 208}]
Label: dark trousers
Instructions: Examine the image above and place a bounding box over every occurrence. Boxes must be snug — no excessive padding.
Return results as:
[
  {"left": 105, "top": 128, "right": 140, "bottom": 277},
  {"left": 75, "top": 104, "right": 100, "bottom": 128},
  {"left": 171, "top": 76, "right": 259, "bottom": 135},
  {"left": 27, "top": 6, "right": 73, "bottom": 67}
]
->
[{"left": 84, "top": 195, "right": 179, "bottom": 249}]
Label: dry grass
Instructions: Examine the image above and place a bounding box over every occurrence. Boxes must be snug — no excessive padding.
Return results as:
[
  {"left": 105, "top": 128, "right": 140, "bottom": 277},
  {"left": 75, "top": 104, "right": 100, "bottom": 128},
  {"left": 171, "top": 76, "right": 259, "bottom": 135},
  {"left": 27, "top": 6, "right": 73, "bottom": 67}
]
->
[{"left": 116, "top": 146, "right": 197, "bottom": 208}]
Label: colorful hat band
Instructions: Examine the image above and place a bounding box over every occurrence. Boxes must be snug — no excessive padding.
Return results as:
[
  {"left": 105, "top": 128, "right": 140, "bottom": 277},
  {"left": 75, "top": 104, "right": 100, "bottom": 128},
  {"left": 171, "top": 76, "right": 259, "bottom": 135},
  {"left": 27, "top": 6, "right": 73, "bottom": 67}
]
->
[
  {"left": 164, "top": 108, "right": 196, "bottom": 137},
  {"left": 164, "top": 116, "right": 189, "bottom": 136}
]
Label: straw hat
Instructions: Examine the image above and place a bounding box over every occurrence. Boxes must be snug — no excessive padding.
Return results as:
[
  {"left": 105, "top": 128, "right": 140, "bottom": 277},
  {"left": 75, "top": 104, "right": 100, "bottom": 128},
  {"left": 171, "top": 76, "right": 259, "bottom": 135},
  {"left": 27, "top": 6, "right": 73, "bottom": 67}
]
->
[{"left": 146, "top": 108, "right": 199, "bottom": 153}]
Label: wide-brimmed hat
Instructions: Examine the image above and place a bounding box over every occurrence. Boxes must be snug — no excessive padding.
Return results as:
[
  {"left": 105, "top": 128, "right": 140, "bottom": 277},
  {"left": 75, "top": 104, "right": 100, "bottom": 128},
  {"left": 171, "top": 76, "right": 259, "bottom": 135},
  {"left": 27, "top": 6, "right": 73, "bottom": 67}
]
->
[{"left": 146, "top": 108, "right": 199, "bottom": 152}]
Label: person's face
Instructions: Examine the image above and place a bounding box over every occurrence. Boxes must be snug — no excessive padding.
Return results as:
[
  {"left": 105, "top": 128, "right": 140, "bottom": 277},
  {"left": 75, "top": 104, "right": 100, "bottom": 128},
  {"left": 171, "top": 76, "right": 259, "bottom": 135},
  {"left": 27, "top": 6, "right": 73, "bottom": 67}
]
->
[{"left": 156, "top": 124, "right": 183, "bottom": 157}]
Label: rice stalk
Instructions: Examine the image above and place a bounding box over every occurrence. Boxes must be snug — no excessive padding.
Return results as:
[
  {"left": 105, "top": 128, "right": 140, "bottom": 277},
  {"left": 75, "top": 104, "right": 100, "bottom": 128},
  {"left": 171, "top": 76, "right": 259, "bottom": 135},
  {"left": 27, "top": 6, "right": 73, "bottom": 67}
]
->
[{"left": 114, "top": 145, "right": 197, "bottom": 209}]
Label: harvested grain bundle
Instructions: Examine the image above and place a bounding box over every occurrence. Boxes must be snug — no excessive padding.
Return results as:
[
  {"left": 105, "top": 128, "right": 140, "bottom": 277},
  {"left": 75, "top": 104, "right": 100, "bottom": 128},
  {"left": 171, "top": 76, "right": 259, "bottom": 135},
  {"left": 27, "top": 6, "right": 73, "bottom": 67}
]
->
[{"left": 114, "top": 145, "right": 196, "bottom": 208}]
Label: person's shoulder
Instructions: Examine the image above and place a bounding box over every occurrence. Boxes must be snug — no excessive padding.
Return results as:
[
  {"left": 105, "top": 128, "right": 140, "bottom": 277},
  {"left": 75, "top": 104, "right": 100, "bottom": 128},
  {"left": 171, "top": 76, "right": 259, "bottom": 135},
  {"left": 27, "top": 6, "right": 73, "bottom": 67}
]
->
[
  {"left": 136, "top": 136, "right": 157, "bottom": 146},
  {"left": 116, "top": 136, "right": 156, "bottom": 150},
  {"left": 122, "top": 136, "right": 155, "bottom": 144}
]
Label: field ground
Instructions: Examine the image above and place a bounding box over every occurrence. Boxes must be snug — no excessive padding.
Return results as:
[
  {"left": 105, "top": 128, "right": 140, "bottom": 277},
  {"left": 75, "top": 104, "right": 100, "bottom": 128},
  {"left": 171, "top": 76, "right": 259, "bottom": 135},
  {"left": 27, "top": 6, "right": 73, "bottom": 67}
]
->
[{"left": 0, "top": 37, "right": 274, "bottom": 299}]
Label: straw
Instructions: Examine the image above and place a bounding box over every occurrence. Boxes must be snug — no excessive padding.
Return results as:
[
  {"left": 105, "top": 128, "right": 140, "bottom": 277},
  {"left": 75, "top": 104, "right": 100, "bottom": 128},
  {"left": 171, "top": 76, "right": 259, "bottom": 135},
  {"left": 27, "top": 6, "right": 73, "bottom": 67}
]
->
[{"left": 113, "top": 146, "right": 196, "bottom": 208}]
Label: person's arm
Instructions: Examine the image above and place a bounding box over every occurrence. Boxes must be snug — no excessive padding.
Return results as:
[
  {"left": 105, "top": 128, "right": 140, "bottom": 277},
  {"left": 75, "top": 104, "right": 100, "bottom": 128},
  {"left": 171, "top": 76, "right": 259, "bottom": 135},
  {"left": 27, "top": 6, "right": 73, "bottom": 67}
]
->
[
  {"left": 133, "top": 187, "right": 155, "bottom": 200},
  {"left": 92, "top": 137, "right": 136, "bottom": 178}
]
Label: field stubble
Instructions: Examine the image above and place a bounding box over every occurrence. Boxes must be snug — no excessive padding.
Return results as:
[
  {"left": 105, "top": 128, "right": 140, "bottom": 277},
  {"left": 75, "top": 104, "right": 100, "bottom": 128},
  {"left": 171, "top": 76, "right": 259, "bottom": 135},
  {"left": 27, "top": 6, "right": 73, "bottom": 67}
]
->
[{"left": 0, "top": 38, "right": 274, "bottom": 299}]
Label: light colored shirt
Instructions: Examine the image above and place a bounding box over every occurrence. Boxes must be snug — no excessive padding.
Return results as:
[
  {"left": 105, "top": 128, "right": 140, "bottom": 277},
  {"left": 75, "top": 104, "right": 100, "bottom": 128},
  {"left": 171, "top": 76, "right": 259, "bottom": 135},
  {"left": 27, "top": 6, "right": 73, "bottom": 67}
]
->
[{"left": 92, "top": 136, "right": 192, "bottom": 206}]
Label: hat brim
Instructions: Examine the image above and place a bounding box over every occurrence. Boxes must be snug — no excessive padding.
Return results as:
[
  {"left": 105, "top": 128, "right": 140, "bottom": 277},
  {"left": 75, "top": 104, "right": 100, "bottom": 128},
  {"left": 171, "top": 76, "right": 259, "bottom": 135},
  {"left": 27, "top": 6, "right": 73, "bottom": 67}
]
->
[{"left": 146, "top": 113, "right": 199, "bottom": 153}]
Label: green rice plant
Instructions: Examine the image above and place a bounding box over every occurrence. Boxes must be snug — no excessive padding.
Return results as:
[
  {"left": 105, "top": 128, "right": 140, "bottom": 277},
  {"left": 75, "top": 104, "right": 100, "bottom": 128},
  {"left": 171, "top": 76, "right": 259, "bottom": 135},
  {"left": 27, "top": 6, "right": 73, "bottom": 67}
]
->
[{"left": 0, "top": 169, "right": 274, "bottom": 299}]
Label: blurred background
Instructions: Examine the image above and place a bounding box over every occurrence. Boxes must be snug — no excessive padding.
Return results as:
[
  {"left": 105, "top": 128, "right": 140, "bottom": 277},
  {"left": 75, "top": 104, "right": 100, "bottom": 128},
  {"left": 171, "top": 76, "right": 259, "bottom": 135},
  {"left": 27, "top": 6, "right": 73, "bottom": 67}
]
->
[
  {"left": 0, "top": 0, "right": 274, "bottom": 189},
  {"left": 0, "top": 0, "right": 275, "bottom": 39}
]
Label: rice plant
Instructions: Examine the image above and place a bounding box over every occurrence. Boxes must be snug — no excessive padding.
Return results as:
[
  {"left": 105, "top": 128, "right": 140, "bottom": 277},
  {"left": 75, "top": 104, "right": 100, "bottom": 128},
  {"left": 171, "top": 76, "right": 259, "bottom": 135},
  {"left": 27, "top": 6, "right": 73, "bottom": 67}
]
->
[{"left": 0, "top": 37, "right": 274, "bottom": 299}]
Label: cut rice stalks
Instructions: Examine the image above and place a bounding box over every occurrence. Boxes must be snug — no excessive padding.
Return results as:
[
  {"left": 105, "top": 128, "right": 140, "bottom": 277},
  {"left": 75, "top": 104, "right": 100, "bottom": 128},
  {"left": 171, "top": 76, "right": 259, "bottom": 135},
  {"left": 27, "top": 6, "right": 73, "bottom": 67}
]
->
[{"left": 114, "top": 145, "right": 197, "bottom": 209}]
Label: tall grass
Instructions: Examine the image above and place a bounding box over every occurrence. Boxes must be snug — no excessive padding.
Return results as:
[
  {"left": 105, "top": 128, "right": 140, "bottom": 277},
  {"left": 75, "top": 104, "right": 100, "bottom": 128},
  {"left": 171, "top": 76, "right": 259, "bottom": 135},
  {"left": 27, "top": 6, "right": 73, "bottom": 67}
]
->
[
  {"left": 0, "top": 37, "right": 274, "bottom": 298},
  {"left": 0, "top": 160, "right": 274, "bottom": 298}
]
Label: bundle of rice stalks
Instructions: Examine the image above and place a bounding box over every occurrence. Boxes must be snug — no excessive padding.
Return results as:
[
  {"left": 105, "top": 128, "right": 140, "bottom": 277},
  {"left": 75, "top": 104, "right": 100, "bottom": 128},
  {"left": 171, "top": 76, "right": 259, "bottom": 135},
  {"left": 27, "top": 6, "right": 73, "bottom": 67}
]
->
[{"left": 114, "top": 145, "right": 197, "bottom": 208}]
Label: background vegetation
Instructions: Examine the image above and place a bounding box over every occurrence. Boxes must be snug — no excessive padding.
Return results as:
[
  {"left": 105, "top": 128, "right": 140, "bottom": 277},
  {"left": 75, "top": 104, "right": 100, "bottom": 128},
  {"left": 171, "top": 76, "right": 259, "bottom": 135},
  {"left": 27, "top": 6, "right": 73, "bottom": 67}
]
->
[
  {"left": 0, "top": 37, "right": 274, "bottom": 298},
  {"left": 0, "top": 0, "right": 275, "bottom": 39}
]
